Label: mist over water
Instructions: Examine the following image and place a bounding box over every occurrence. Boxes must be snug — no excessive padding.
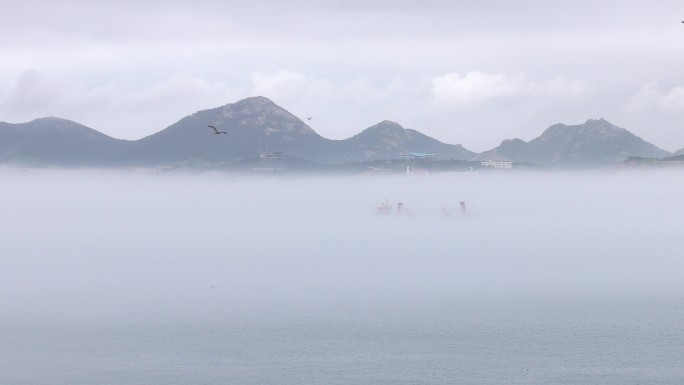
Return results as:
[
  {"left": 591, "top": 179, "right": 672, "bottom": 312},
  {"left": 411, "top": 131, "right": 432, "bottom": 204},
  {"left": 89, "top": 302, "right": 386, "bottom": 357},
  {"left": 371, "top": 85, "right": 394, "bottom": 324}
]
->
[{"left": 2, "top": 169, "right": 684, "bottom": 384}]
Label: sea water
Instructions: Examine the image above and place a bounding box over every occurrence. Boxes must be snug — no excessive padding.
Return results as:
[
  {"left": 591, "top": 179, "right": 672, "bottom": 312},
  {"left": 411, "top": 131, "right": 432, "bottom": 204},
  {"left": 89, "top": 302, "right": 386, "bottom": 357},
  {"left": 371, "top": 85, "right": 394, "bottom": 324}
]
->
[{"left": 1, "top": 169, "right": 683, "bottom": 384}]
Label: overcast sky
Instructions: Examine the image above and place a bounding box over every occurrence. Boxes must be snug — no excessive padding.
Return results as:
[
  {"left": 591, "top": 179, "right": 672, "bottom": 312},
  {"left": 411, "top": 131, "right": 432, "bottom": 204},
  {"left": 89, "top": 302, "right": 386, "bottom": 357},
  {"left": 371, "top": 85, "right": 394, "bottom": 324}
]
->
[{"left": 1, "top": 0, "right": 683, "bottom": 151}]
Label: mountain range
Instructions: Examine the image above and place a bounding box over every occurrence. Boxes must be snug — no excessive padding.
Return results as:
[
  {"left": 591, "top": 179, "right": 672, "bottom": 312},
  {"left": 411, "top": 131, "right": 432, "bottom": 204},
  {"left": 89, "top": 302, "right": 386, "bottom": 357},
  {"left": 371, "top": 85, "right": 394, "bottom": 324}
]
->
[
  {"left": 0, "top": 96, "right": 678, "bottom": 169},
  {"left": 476, "top": 118, "right": 671, "bottom": 168}
]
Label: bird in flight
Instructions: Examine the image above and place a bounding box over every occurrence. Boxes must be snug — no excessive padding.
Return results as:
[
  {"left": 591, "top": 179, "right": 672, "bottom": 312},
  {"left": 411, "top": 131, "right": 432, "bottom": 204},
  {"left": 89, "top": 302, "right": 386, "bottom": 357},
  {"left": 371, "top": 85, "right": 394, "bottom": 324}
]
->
[
  {"left": 208, "top": 125, "right": 227, "bottom": 135},
  {"left": 307, "top": 117, "right": 312, "bottom": 120}
]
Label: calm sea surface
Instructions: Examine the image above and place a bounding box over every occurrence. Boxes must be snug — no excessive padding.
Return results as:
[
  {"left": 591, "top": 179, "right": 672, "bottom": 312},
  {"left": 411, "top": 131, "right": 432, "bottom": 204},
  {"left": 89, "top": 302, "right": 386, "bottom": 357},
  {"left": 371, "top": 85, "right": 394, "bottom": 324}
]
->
[{"left": 1, "top": 169, "right": 683, "bottom": 384}]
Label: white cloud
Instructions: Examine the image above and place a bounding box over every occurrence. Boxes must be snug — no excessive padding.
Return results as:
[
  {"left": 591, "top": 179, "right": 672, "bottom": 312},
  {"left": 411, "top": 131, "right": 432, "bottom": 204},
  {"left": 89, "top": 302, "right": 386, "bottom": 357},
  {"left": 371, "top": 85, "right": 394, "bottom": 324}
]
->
[
  {"left": 0, "top": 70, "right": 83, "bottom": 116},
  {"left": 622, "top": 82, "right": 684, "bottom": 114},
  {"left": 122, "top": 72, "right": 232, "bottom": 110},
  {"left": 617, "top": 83, "right": 684, "bottom": 152},
  {"left": 0, "top": 70, "right": 241, "bottom": 139},
  {"left": 432, "top": 72, "right": 525, "bottom": 105},
  {"left": 246, "top": 70, "right": 430, "bottom": 139},
  {"left": 431, "top": 71, "right": 586, "bottom": 106},
  {"left": 543, "top": 78, "right": 586, "bottom": 96},
  {"left": 623, "top": 82, "right": 660, "bottom": 113},
  {"left": 252, "top": 70, "right": 308, "bottom": 93},
  {"left": 659, "top": 86, "right": 684, "bottom": 112}
]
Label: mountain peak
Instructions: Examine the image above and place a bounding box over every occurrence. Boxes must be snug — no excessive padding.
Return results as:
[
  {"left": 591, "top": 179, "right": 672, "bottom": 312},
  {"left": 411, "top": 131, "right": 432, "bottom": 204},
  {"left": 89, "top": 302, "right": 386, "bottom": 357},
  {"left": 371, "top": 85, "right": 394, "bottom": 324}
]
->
[
  {"left": 131, "top": 95, "right": 324, "bottom": 163},
  {"left": 532, "top": 119, "right": 669, "bottom": 166},
  {"left": 31, "top": 117, "right": 71, "bottom": 123},
  {"left": 217, "top": 96, "right": 297, "bottom": 123},
  {"left": 583, "top": 118, "right": 621, "bottom": 131},
  {"left": 341, "top": 120, "right": 474, "bottom": 161},
  {"left": 477, "top": 118, "right": 671, "bottom": 168},
  {"left": 365, "top": 120, "right": 405, "bottom": 133},
  {"left": 233, "top": 96, "right": 277, "bottom": 107},
  {"left": 28, "top": 117, "right": 82, "bottom": 127},
  {"left": 19, "top": 117, "right": 115, "bottom": 137},
  {"left": 541, "top": 118, "right": 624, "bottom": 139},
  {"left": 585, "top": 117, "right": 608, "bottom": 124}
]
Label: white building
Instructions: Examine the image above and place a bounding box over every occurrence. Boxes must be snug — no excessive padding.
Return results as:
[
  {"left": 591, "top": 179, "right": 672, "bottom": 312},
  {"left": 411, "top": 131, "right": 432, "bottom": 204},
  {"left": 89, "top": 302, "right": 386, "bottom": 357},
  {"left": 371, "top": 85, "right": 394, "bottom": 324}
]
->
[{"left": 481, "top": 160, "right": 513, "bottom": 169}]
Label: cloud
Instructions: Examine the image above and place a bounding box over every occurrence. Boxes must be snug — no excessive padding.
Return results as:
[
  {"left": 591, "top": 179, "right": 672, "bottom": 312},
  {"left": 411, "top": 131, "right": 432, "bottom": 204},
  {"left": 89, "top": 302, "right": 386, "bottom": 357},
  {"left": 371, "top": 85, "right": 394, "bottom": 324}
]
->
[
  {"left": 617, "top": 82, "right": 684, "bottom": 151},
  {"left": 0, "top": 70, "right": 241, "bottom": 138},
  {"left": 252, "top": 70, "right": 308, "bottom": 93},
  {"left": 249, "top": 70, "right": 414, "bottom": 108},
  {"left": 431, "top": 71, "right": 586, "bottom": 107},
  {"left": 544, "top": 77, "right": 585, "bottom": 96},
  {"left": 432, "top": 72, "right": 525, "bottom": 105},
  {"left": 246, "top": 69, "right": 590, "bottom": 149},
  {"left": 659, "top": 86, "right": 684, "bottom": 112},
  {"left": 122, "top": 72, "right": 233, "bottom": 111},
  {"left": 623, "top": 82, "right": 684, "bottom": 114},
  {"left": 622, "top": 82, "right": 660, "bottom": 113},
  {"left": 0, "top": 67, "right": 591, "bottom": 150},
  {"left": 247, "top": 70, "right": 430, "bottom": 139},
  {"left": 0, "top": 70, "right": 83, "bottom": 115}
]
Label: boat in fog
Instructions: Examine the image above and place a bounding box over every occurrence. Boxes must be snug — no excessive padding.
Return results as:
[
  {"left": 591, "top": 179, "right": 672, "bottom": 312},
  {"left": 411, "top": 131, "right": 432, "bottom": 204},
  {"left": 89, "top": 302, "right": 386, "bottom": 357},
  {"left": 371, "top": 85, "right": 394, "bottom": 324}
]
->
[{"left": 376, "top": 198, "right": 393, "bottom": 214}]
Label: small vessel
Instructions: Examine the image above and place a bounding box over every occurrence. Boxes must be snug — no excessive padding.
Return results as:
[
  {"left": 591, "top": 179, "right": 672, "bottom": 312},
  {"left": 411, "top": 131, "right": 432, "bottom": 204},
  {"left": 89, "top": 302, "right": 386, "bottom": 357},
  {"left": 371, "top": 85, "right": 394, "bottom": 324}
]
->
[{"left": 376, "top": 198, "right": 392, "bottom": 214}]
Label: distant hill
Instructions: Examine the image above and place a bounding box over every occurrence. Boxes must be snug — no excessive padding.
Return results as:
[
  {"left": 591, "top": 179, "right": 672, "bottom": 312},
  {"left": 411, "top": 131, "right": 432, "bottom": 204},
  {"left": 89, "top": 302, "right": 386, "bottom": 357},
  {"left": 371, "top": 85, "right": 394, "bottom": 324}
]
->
[
  {"left": 325, "top": 120, "right": 475, "bottom": 163},
  {"left": 662, "top": 154, "right": 684, "bottom": 162},
  {"left": 0, "top": 117, "right": 130, "bottom": 166},
  {"left": 121, "top": 98, "right": 475, "bottom": 165},
  {"left": 0, "top": 99, "right": 675, "bottom": 170},
  {"left": 0, "top": 97, "right": 475, "bottom": 167},
  {"left": 121, "top": 96, "right": 336, "bottom": 165},
  {"left": 477, "top": 118, "right": 671, "bottom": 168}
]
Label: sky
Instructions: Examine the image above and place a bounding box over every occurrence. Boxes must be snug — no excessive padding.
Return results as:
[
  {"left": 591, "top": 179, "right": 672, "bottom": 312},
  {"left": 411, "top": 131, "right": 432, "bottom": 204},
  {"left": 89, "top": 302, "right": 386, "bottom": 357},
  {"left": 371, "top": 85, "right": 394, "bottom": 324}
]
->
[{"left": 1, "top": 0, "right": 683, "bottom": 152}]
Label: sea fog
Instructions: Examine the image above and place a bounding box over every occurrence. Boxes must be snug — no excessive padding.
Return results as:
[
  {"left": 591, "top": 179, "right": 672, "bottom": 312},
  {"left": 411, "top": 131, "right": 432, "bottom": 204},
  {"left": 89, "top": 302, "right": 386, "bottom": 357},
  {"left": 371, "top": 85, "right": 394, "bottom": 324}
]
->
[{"left": 1, "top": 168, "right": 683, "bottom": 384}]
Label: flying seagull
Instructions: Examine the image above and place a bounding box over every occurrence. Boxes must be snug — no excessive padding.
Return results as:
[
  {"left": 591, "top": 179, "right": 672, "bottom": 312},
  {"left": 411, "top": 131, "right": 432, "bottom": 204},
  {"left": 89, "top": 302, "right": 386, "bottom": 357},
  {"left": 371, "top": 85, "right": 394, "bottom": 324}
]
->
[
  {"left": 208, "top": 125, "right": 227, "bottom": 135},
  {"left": 307, "top": 117, "right": 312, "bottom": 120}
]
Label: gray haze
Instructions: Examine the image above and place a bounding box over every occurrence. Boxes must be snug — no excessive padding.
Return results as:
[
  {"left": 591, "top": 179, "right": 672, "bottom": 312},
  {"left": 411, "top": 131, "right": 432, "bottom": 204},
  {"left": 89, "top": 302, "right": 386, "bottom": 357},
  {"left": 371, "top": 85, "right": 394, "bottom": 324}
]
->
[
  {"left": 2, "top": 170, "right": 683, "bottom": 315},
  {"left": 2, "top": 170, "right": 684, "bottom": 383},
  {"left": 1, "top": 1, "right": 684, "bottom": 151}
]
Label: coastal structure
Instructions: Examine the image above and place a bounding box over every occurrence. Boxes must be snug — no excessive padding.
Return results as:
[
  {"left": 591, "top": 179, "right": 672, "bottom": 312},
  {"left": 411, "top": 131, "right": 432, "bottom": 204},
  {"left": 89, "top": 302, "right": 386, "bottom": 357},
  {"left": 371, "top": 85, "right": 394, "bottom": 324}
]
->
[
  {"left": 255, "top": 151, "right": 286, "bottom": 172},
  {"left": 481, "top": 160, "right": 513, "bottom": 169},
  {"left": 401, "top": 152, "right": 438, "bottom": 174}
]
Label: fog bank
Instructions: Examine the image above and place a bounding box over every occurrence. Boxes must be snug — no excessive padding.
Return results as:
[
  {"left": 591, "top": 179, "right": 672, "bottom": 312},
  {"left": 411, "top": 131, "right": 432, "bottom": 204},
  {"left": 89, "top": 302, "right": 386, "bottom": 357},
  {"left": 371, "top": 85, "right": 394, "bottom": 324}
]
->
[{"left": 1, "top": 169, "right": 683, "bottom": 326}]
